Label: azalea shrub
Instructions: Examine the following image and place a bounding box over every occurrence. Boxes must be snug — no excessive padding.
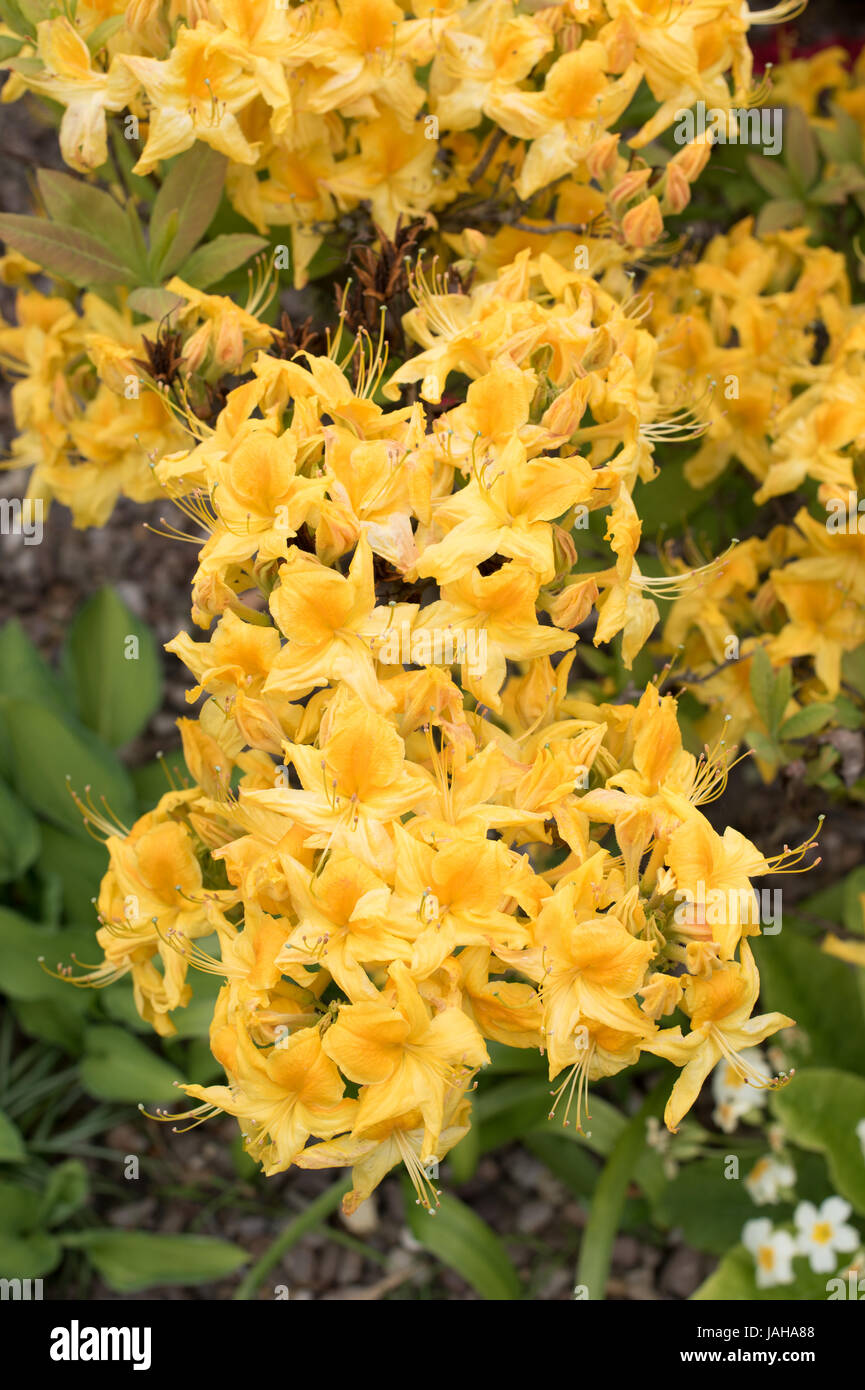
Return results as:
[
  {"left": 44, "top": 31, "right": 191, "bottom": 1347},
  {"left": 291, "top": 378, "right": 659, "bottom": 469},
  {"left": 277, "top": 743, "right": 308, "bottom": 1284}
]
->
[{"left": 1, "top": 0, "right": 865, "bottom": 1302}]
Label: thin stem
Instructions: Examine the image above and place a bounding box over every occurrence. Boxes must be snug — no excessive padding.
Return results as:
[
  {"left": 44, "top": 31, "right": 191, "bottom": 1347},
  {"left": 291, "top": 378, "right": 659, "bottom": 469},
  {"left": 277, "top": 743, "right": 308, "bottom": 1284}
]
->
[
  {"left": 233, "top": 1178, "right": 351, "bottom": 1300},
  {"left": 575, "top": 1077, "right": 668, "bottom": 1301}
]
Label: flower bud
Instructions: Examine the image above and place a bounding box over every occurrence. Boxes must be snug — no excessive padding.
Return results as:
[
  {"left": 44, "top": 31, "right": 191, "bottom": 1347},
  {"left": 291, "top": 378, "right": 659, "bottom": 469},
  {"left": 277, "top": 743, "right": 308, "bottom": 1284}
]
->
[
  {"left": 584, "top": 132, "right": 620, "bottom": 181},
  {"left": 622, "top": 194, "right": 663, "bottom": 248}
]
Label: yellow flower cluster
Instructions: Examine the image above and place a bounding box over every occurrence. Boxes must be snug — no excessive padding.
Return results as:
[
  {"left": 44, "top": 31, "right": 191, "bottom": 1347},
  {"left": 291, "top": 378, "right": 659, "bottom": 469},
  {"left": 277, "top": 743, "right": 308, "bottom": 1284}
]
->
[
  {"left": 69, "top": 296, "right": 818, "bottom": 1211},
  {"left": 5, "top": 2, "right": 848, "bottom": 1212},
  {"left": 0, "top": 259, "right": 272, "bottom": 524},
  {"left": 643, "top": 219, "right": 865, "bottom": 737},
  {"left": 1, "top": 0, "right": 798, "bottom": 281}
]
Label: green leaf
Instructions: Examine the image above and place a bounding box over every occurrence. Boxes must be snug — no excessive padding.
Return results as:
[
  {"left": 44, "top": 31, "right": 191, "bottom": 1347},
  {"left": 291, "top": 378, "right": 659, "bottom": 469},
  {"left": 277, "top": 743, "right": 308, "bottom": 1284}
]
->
[
  {"left": 36, "top": 823, "right": 107, "bottom": 924},
  {"left": 0, "top": 1108, "right": 26, "bottom": 1163},
  {"left": 749, "top": 646, "right": 776, "bottom": 732},
  {"left": 40, "top": 1160, "right": 89, "bottom": 1227},
  {"left": 0, "top": 1230, "right": 61, "bottom": 1280},
  {"left": 85, "top": 14, "right": 125, "bottom": 51},
  {"left": 80, "top": 1025, "right": 181, "bottom": 1103},
  {"left": 176, "top": 233, "right": 268, "bottom": 290},
  {"left": 62, "top": 1230, "right": 247, "bottom": 1292},
  {"left": 843, "top": 867, "right": 865, "bottom": 935},
  {"left": 752, "top": 932, "right": 865, "bottom": 1075},
  {"left": 693, "top": 1243, "right": 832, "bottom": 1301},
  {"left": 149, "top": 208, "right": 179, "bottom": 278},
  {"left": 37, "top": 170, "right": 132, "bottom": 256},
  {"left": 779, "top": 703, "right": 835, "bottom": 739},
  {"left": 782, "top": 107, "right": 819, "bottom": 192},
  {"left": 744, "top": 726, "right": 779, "bottom": 766},
  {"left": 403, "top": 1186, "right": 522, "bottom": 1300},
  {"left": 14, "top": 996, "right": 89, "bottom": 1053},
  {"left": 445, "top": 1119, "right": 480, "bottom": 1183},
  {"left": 0, "top": 213, "right": 138, "bottom": 287},
  {"left": 150, "top": 146, "right": 227, "bottom": 278},
  {"left": 0, "top": 34, "right": 24, "bottom": 58},
  {"left": 525, "top": 1132, "right": 599, "bottom": 1199},
  {"left": 474, "top": 1076, "right": 555, "bottom": 1153},
  {"left": 63, "top": 586, "right": 162, "bottom": 748},
  {"left": 15, "top": 0, "right": 52, "bottom": 23},
  {"left": 2, "top": 54, "right": 40, "bottom": 75},
  {"left": 0, "top": 909, "right": 97, "bottom": 1003},
  {"left": 788, "top": 877, "right": 845, "bottom": 928},
  {"left": 810, "top": 165, "right": 865, "bottom": 205},
  {"left": 0, "top": 0, "right": 34, "bottom": 39},
  {"left": 768, "top": 663, "right": 792, "bottom": 735},
  {"left": 477, "top": 1075, "right": 668, "bottom": 1200},
  {"left": 0, "top": 1181, "right": 61, "bottom": 1278},
  {"left": 755, "top": 198, "right": 806, "bottom": 234},
  {"left": 2, "top": 699, "right": 136, "bottom": 837},
  {"left": 773, "top": 1069, "right": 865, "bottom": 1216},
  {"left": 161, "top": 968, "right": 221, "bottom": 1041},
  {"left": 650, "top": 1156, "right": 762, "bottom": 1254},
  {"left": 817, "top": 104, "right": 863, "bottom": 164},
  {"left": 633, "top": 453, "right": 705, "bottom": 532},
  {"left": 485, "top": 1041, "right": 546, "bottom": 1074},
  {"left": 0, "top": 776, "right": 40, "bottom": 882},
  {"left": 746, "top": 154, "right": 796, "bottom": 199},
  {"left": 575, "top": 1080, "right": 666, "bottom": 1300},
  {"left": 124, "top": 200, "right": 151, "bottom": 280},
  {"left": 126, "top": 286, "right": 185, "bottom": 320},
  {"left": 0, "top": 618, "right": 68, "bottom": 715}
]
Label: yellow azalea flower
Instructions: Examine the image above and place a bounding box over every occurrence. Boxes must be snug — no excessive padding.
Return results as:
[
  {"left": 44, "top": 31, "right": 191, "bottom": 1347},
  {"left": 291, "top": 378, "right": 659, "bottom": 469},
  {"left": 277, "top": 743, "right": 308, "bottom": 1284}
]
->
[
  {"left": 415, "top": 561, "right": 578, "bottom": 712},
  {"left": 514, "top": 43, "right": 642, "bottom": 200},
  {"left": 179, "top": 1018, "right": 357, "bottom": 1174},
  {"left": 430, "top": 0, "right": 554, "bottom": 137},
  {"left": 208, "top": 0, "right": 296, "bottom": 133},
  {"left": 547, "top": 1017, "right": 648, "bottom": 1131},
  {"left": 243, "top": 690, "right": 432, "bottom": 874},
  {"left": 413, "top": 435, "right": 595, "bottom": 586},
  {"left": 453, "top": 946, "right": 544, "bottom": 1051},
  {"left": 24, "top": 18, "right": 137, "bottom": 171},
  {"left": 296, "top": 1093, "right": 473, "bottom": 1214},
  {"left": 769, "top": 573, "right": 865, "bottom": 697},
  {"left": 389, "top": 826, "right": 533, "bottom": 977},
  {"left": 166, "top": 277, "right": 273, "bottom": 374},
  {"left": 318, "top": 426, "right": 421, "bottom": 567},
  {"left": 663, "top": 804, "right": 798, "bottom": 961},
  {"left": 227, "top": 148, "right": 336, "bottom": 288},
  {"left": 324, "top": 116, "right": 437, "bottom": 236},
  {"left": 265, "top": 538, "right": 412, "bottom": 709},
  {"left": 67, "top": 792, "right": 233, "bottom": 1035},
  {"left": 645, "top": 942, "right": 793, "bottom": 1131},
  {"left": 275, "top": 850, "right": 408, "bottom": 1001},
  {"left": 321, "top": 961, "right": 488, "bottom": 1158},
  {"left": 293, "top": 0, "right": 442, "bottom": 128},
  {"left": 120, "top": 22, "right": 261, "bottom": 173},
  {"left": 167, "top": 607, "right": 283, "bottom": 703}
]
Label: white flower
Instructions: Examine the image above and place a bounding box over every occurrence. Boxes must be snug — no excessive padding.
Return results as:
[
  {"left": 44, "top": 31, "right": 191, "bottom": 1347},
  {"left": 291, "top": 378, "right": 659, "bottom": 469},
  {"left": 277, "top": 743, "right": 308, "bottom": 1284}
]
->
[
  {"left": 745, "top": 1155, "right": 796, "bottom": 1206},
  {"left": 794, "top": 1197, "right": 860, "bottom": 1275},
  {"left": 856, "top": 1118, "right": 865, "bottom": 1162},
  {"left": 743, "top": 1218, "right": 797, "bottom": 1288},
  {"left": 712, "top": 1050, "right": 772, "bottom": 1133}
]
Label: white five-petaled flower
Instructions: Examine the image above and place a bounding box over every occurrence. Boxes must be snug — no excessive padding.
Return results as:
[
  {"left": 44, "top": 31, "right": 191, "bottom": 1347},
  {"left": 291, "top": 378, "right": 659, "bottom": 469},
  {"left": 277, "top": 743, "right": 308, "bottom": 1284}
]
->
[
  {"left": 794, "top": 1197, "right": 859, "bottom": 1274},
  {"left": 743, "top": 1218, "right": 797, "bottom": 1288},
  {"left": 745, "top": 1155, "right": 796, "bottom": 1207}
]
